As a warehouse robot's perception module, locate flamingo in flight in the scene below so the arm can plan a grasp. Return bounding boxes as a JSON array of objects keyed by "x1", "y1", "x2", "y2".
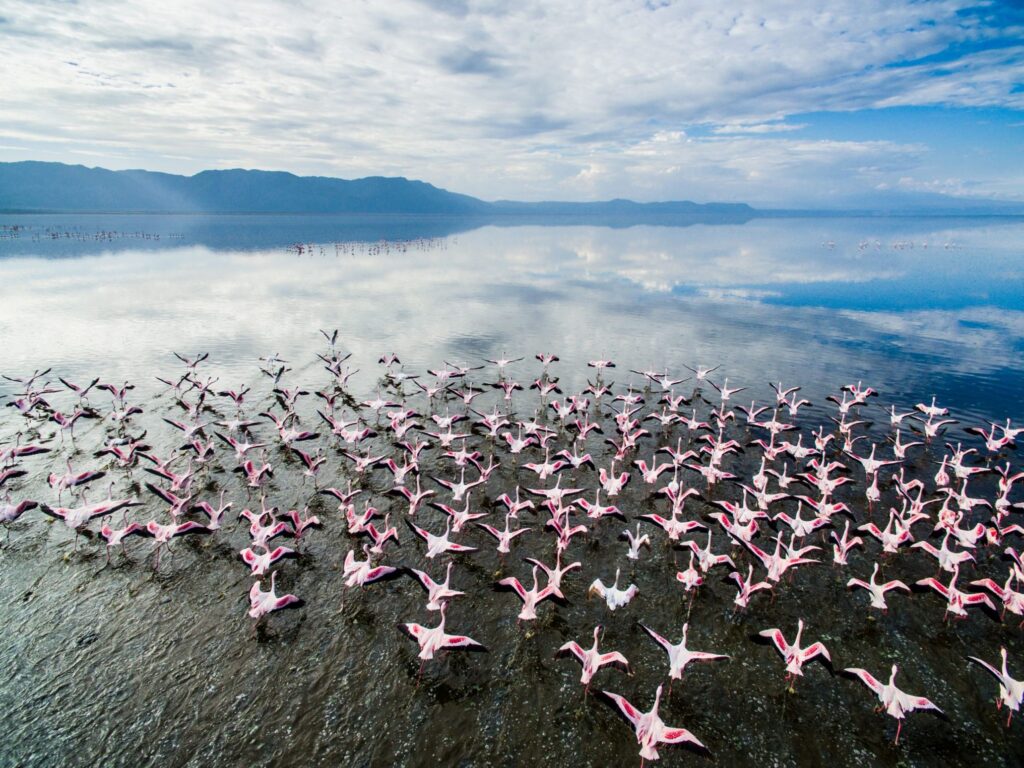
[
  {"x1": 641, "y1": 622, "x2": 729, "y2": 685},
  {"x1": 406, "y1": 518, "x2": 478, "y2": 559},
  {"x1": 248, "y1": 571, "x2": 301, "y2": 620},
  {"x1": 408, "y1": 561, "x2": 465, "y2": 611},
  {"x1": 399, "y1": 604, "x2": 486, "y2": 667},
  {"x1": 847, "y1": 562, "x2": 911, "y2": 611},
  {"x1": 602, "y1": 684, "x2": 706, "y2": 764},
  {"x1": 757, "y1": 619, "x2": 831, "y2": 687},
  {"x1": 844, "y1": 664, "x2": 943, "y2": 744},
  {"x1": 968, "y1": 647, "x2": 1023, "y2": 726},
  {"x1": 558, "y1": 625, "x2": 630, "y2": 690},
  {"x1": 498, "y1": 565, "x2": 557, "y2": 621},
  {"x1": 589, "y1": 568, "x2": 638, "y2": 611}
]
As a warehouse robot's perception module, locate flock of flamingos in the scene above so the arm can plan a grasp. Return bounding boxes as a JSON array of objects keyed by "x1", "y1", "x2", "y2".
[{"x1": 1, "y1": 330, "x2": 1022, "y2": 763}]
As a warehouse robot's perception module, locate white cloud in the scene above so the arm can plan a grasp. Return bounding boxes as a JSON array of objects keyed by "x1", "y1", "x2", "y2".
[
  {"x1": 0, "y1": 0, "x2": 1020, "y2": 204},
  {"x1": 712, "y1": 122, "x2": 807, "y2": 135}
]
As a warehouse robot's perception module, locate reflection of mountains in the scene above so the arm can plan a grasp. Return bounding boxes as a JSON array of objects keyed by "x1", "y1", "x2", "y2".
[{"x1": 0, "y1": 211, "x2": 758, "y2": 257}]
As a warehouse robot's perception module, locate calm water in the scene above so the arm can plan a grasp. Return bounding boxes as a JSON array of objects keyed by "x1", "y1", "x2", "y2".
[{"x1": 0, "y1": 213, "x2": 1022, "y2": 767}]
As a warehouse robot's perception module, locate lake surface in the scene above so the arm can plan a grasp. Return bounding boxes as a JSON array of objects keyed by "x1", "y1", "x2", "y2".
[{"x1": 0, "y1": 213, "x2": 1022, "y2": 767}]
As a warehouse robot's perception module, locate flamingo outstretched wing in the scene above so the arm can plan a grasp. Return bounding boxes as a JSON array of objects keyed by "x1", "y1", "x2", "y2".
[
  {"x1": 659, "y1": 727, "x2": 706, "y2": 748},
  {"x1": 602, "y1": 690, "x2": 642, "y2": 727},
  {"x1": 845, "y1": 667, "x2": 883, "y2": 694}
]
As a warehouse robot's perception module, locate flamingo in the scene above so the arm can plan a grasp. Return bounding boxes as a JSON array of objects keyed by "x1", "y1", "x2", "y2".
[
  {"x1": 675, "y1": 552, "x2": 703, "y2": 593},
  {"x1": 241, "y1": 545, "x2": 295, "y2": 577},
  {"x1": 912, "y1": 531, "x2": 975, "y2": 574},
  {"x1": 432, "y1": 467, "x2": 485, "y2": 502},
  {"x1": 406, "y1": 518, "x2": 478, "y2": 559},
  {"x1": 847, "y1": 562, "x2": 911, "y2": 610},
  {"x1": 641, "y1": 622, "x2": 728, "y2": 683},
  {"x1": 758, "y1": 619, "x2": 831, "y2": 686},
  {"x1": 831, "y1": 520, "x2": 864, "y2": 565},
  {"x1": 495, "y1": 487, "x2": 535, "y2": 518},
  {"x1": 248, "y1": 571, "x2": 301, "y2": 619},
  {"x1": 98, "y1": 521, "x2": 147, "y2": 562},
  {"x1": 523, "y1": 551, "x2": 581, "y2": 599},
  {"x1": 968, "y1": 647, "x2": 1023, "y2": 726},
  {"x1": 41, "y1": 494, "x2": 140, "y2": 536},
  {"x1": 970, "y1": 575, "x2": 1024, "y2": 620},
  {"x1": 621, "y1": 523, "x2": 651, "y2": 560},
  {"x1": 678, "y1": 531, "x2": 735, "y2": 573},
  {"x1": 477, "y1": 513, "x2": 531, "y2": 554},
  {"x1": 577, "y1": 488, "x2": 624, "y2": 520},
  {"x1": 602, "y1": 684, "x2": 706, "y2": 763},
  {"x1": 409, "y1": 561, "x2": 465, "y2": 611},
  {"x1": 916, "y1": 565, "x2": 995, "y2": 618},
  {"x1": 342, "y1": 545, "x2": 398, "y2": 588},
  {"x1": 589, "y1": 568, "x2": 638, "y2": 611},
  {"x1": 0, "y1": 497, "x2": 39, "y2": 535},
  {"x1": 47, "y1": 462, "x2": 105, "y2": 499},
  {"x1": 844, "y1": 664, "x2": 942, "y2": 744},
  {"x1": 400, "y1": 604, "x2": 486, "y2": 664},
  {"x1": 431, "y1": 495, "x2": 487, "y2": 533},
  {"x1": 558, "y1": 625, "x2": 630, "y2": 689},
  {"x1": 498, "y1": 565, "x2": 557, "y2": 621},
  {"x1": 729, "y1": 565, "x2": 772, "y2": 609}
]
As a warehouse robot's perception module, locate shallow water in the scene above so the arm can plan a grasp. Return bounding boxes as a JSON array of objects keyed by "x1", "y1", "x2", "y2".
[{"x1": 0, "y1": 214, "x2": 1022, "y2": 767}]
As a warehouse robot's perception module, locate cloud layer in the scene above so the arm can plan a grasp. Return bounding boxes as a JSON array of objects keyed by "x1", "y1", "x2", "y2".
[{"x1": 0, "y1": 1, "x2": 1021, "y2": 204}]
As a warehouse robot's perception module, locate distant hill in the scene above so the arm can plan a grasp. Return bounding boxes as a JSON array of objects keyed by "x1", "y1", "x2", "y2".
[
  {"x1": 0, "y1": 161, "x2": 491, "y2": 215},
  {"x1": 0, "y1": 161, "x2": 754, "y2": 217},
  {"x1": 489, "y1": 197, "x2": 754, "y2": 217}
]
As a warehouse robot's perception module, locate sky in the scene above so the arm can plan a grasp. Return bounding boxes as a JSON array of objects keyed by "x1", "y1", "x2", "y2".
[{"x1": 0, "y1": 0, "x2": 1022, "y2": 207}]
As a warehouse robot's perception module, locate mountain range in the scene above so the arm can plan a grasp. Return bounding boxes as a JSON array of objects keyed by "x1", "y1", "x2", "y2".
[
  {"x1": 2, "y1": 161, "x2": 1022, "y2": 217},
  {"x1": 0, "y1": 161, "x2": 753, "y2": 217}
]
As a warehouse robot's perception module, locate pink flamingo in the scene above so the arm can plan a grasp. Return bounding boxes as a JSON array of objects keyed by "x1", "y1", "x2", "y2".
[
  {"x1": 844, "y1": 664, "x2": 942, "y2": 744},
  {"x1": 558, "y1": 625, "x2": 630, "y2": 690},
  {"x1": 968, "y1": 647, "x2": 1023, "y2": 726},
  {"x1": 847, "y1": 562, "x2": 910, "y2": 610},
  {"x1": 409, "y1": 561, "x2": 465, "y2": 611},
  {"x1": 758, "y1": 619, "x2": 831, "y2": 687},
  {"x1": 602, "y1": 684, "x2": 706, "y2": 764},
  {"x1": 399, "y1": 603, "x2": 486, "y2": 672},
  {"x1": 641, "y1": 622, "x2": 728, "y2": 687},
  {"x1": 248, "y1": 571, "x2": 301, "y2": 619},
  {"x1": 498, "y1": 565, "x2": 557, "y2": 621}
]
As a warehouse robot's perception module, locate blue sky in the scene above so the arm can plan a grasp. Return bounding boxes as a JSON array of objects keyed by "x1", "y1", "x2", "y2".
[{"x1": 0, "y1": 0, "x2": 1022, "y2": 206}]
